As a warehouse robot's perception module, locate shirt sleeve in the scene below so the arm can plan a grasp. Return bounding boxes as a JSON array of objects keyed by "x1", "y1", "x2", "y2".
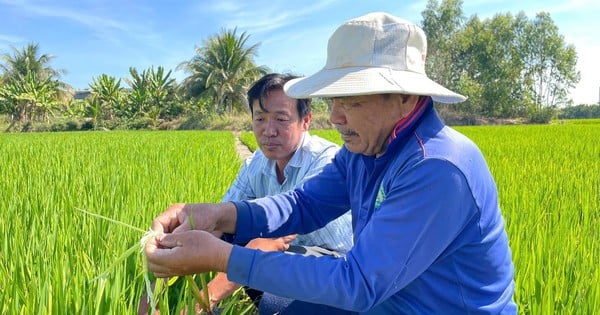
[
  {"x1": 296, "y1": 143, "x2": 339, "y2": 185},
  {"x1": 227, "y1": 158, "x2": 478, "y2": 312},
  {"x1": 221, "y1": 156, "x2": 254, "y2": 202},
  {"x1": 291, "y1": 143, "x2": 353, "y2": 253},
  {"x1": 233, "y1": 151, "x2": 352, "y2": 241}
]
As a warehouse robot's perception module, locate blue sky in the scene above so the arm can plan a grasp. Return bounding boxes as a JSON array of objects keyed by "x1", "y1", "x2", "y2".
[{"x1": 1, "y1": 0, "x2": 598, "y2": 105}]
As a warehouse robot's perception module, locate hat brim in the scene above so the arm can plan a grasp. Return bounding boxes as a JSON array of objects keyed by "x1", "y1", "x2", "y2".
[{"x1": 284, "y1": 66, "x2": 466, "y2": 104}]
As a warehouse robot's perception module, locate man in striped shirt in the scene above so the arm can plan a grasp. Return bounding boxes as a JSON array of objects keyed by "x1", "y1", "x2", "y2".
[
  {"x1": 138, "y1": 73, "x2": 352, "y2": 315},
  {"x1": 204, "y1": 73, "x2": 353, "y2": 310}
]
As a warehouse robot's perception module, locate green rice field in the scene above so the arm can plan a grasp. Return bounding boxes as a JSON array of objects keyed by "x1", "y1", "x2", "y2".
[{"x1": 1, "y1": 121, "x2": 599, "y2": 314}]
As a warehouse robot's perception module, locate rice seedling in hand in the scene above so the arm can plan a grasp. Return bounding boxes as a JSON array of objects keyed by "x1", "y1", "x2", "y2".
[{"x1": 77, "y1": 207, "x2": 214, "y2": 315}]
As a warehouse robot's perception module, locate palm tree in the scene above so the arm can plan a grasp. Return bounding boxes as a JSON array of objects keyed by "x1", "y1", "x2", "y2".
[
  {"x1": 125, "y1": 66, "x2": 177, "y2": 125},
  {"x1": 125, "y1": 67, "x2": 150, "y2": 118},
  {"x1": 179, "y1": 28, "x2": 268, "y2": 113},
  {"x1": 0, "y1": 43, "x2": 58, "y2": 80},
  {"x1": 89, "y1": 74, "x2": 123, "y2": 123},
  {"x1": 0, "y1": 72, "x2": 59, "y2": 122},
  {"x1": 146, "y1": 66, "x2": 177, "y2": 120},
  {"x1": 0, "y1": 43, "x2": 71, "y2": 122}
]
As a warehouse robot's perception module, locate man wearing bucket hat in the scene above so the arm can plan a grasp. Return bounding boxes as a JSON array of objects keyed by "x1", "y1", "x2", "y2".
[{"x1": 145, "y1": 12, "x2": 517, "y2": 314}]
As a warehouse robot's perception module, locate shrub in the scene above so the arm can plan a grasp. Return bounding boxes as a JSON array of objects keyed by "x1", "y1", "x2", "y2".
[
  {"x1": 528, "y1": 107, "x2": 556, "y2": 124},
  {"x1": 81, "y1": 119, "x2": 94, "y2": 130}
]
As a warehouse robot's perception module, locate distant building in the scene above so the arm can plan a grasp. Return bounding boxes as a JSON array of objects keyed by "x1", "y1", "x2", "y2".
[{"x1": 73, "y1": 90, "x2": 92, "y2": 100}]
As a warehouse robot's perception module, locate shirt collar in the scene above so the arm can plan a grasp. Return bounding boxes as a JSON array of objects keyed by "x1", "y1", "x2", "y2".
[
  {"x1": 287, "y1": 131, "x2": 309, "y2": 169},
  {"x1": 264, "y1": 131, "x2": 309, "y2": 175},
  {"x1": 388, "y1": 96, "x2": 431, "y2": 144}
]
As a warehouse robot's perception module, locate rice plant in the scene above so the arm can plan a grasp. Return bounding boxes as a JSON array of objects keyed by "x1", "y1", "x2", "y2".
[
  {"x1": 0, "y1": 130, "x2": 250, "y2": 314},
  {"x1": 1, "y1": 121, "x2": 598, "y2": 314},
  {"x1": 456, "y1": 123, "x2": 600, "y2": 314}
]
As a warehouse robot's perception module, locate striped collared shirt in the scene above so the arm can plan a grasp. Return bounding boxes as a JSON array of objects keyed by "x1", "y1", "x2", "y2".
[{"x1": 222, "y1": 132, "x2": 353, "y2": 253}]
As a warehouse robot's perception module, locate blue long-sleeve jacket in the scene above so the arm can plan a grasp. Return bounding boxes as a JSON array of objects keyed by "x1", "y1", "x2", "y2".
[{"x1": 226, "y1": 102, "x2": 517, "y2": 314}]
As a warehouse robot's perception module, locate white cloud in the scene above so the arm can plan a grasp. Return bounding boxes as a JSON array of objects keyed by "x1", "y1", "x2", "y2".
[
  {"x1": 3, "y1": 1, "x2": 130, "y2": 32},
  {"x1": 570, "y1": 43, "x2": 600, "y2": 104},
  {"x1": 0, "y1": 1, "x2": 158, "y2": 51},
  {"x1": 0, "y1": 33, "x2": 25, "y2": 44},
  {"x1": 202, "y1": 0, "x2": 339, "y2": 34},
  {"x1": 544, "y1": 0, "x2": 600, "y2": 14}
]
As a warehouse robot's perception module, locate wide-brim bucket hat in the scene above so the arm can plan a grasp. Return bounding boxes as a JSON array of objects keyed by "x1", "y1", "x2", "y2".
[{"x1": 284, "y1": 12, "x2": 466, "y2": 104}]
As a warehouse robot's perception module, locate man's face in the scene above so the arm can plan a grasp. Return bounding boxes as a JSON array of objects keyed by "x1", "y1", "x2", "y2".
[
  {"x1": 252, "y1": 90, "x2": 310, "y2": 165},
  {"x1": 330, "y1": 94, "x2": 410, "y2": 157}
]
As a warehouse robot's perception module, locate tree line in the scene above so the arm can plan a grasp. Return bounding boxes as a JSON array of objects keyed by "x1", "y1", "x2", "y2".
[
  {"x1": 0, "y1": 27, "x2": 269, "y2": 131},
  {"x1": 420, "y1": 0, "x2": 592, "y2": 123},
  {"x1": 0, "y1": 0, "x2": 597, "y2": 132}
]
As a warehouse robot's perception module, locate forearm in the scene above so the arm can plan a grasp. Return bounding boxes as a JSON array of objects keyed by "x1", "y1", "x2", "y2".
[
  {"x1": 211, "y1": 202, "x2": 238, "y2": 234},
  {"x1": 206, "y1": 272, "x2": 241, "y2": 307},
  {"x1": 185, "y1": 202, "x2": 238, "y2": 234}
]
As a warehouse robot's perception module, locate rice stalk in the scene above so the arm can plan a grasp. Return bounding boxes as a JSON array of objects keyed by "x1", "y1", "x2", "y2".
[
  {"x1": 187, "y1": 209, "x2": 214, "y2": 314},
  {"x1": 76, "y1": 207, "x2": 146, "y2": 233},
  {"x1": 76, "y1": 207, "x2": 216, "y2": 314},
  {"x1": 76, "y1": 208, "x2": 162, "y2": 313}
]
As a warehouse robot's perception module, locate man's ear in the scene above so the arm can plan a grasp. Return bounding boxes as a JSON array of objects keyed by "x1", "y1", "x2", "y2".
[
  {"x1": 398, "y1": 94, "x2": 419, "y2": 104},
  {"x1": 302, "y1": 112, "x2": 312, "y2": 131}
]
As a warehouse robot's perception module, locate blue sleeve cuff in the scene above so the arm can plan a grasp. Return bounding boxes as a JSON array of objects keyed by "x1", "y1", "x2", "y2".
[
  {"x1": 222, "y1": 201, "x2": 253, "y2": 244},
  {"x1": 226, "y1": 245, "x2": 256, "y2": 286}
]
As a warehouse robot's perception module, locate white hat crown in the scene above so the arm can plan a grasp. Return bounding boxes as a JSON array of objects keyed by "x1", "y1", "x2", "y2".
[
  {"x1": 285, "y1": 12, "x2": 466, "y2": 104},
  {"x1": 326, "y1": 13, "x2": 427, "y2": 74}
]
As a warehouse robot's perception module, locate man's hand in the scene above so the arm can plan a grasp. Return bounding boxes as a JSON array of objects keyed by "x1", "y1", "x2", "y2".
[
  {"x1": 150, "y1": 202, "x2": 238, "y2": 235},
  {"x1": 150, "y1": 203, "x2": 191, "y2": 234},
  {"x1": 246, "y1": 234, "x2": 298, "y2": 252},
  {"x1": 199, "y1": 234, "x2": 299, "y2": 308},
  {"x1": 145, "y1": 230, "x2": 233, "y2": 278}
]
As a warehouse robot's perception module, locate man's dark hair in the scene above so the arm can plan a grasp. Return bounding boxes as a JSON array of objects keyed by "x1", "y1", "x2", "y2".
[{"x1": 247, "y1": 73, "x2": 311, "y2": 119}]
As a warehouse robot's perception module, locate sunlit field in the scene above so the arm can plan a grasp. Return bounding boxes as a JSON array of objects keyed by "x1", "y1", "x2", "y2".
[
  {"x1": 0, "y1": 131, "x2": 250, "y2": 314},
  {"x1": 1, "y1": 120, "x2": 599, "y2": 314},
  {"x1": 453, "y1": 123, "x2": 600, "y2": 314}
]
